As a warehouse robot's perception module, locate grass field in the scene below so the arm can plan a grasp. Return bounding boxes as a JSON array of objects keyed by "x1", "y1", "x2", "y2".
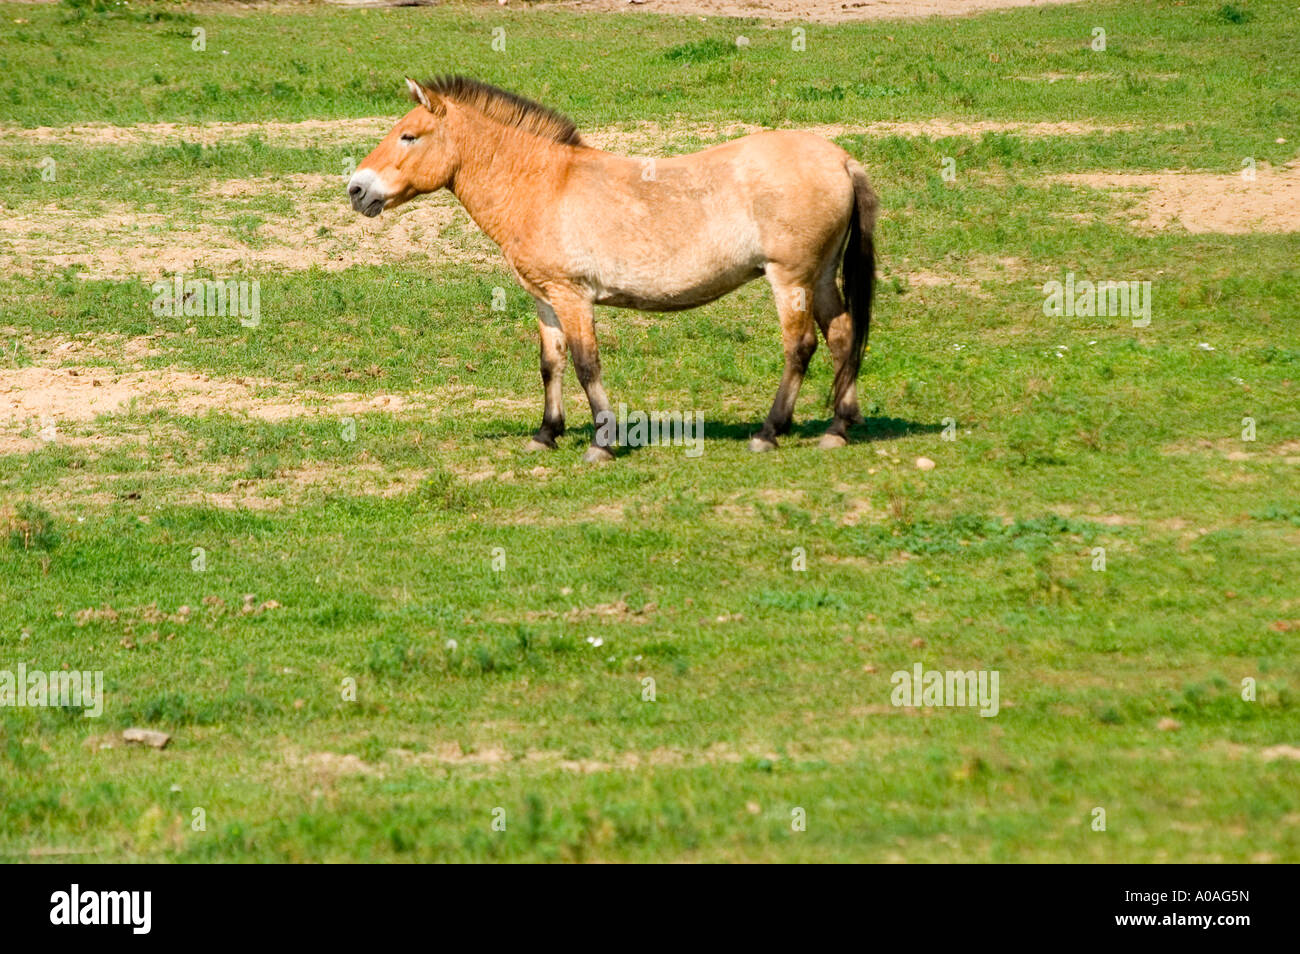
[{"x1": 1, "y1": 0, "x2": 1298, "y2": 862}]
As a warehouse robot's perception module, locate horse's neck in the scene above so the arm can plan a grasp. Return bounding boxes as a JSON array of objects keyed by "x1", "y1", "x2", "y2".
[{"x1": 448, "y1": 113, "x2": 566, "y2": 250}]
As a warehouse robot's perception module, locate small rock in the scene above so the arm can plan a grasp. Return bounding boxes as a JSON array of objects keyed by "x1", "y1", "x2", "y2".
[
  {"x1": 123, "y1": 728, "x2": 171, "y2": 749},
  {"x1": 1157, "y1": 718, "x2": 1181, "y2": 732},
  {"x1": 915, "y1": 456, "x2": 936, "y2": 471}
]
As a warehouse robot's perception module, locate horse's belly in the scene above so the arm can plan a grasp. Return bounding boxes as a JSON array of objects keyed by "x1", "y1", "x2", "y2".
[
  {"x1": 583, "y1": 220, "x2": 765, "y2": 311},
  {"x1": 592, "y1": 257, "x2": 762, "y2": 311}
]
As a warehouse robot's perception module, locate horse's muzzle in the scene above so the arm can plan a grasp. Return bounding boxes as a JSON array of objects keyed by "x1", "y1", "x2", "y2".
[{"x1": 346, "y1": 170, "x2": 386, "y2": 218}]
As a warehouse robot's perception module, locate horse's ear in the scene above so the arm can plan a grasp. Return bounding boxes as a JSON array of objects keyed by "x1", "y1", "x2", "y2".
[{"x1": 405, "y1": 78, "x2": 445, "y2": 116}]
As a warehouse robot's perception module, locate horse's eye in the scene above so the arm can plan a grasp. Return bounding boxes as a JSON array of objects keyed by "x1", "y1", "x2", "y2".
[{"x1": 400, "y1": 134, "x2": 418, "y2": 143}]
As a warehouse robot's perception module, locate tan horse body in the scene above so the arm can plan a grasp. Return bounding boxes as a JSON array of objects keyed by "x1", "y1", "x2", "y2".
[{"x1": 348, "y1": 77, "x2": 878, "y2": 460}]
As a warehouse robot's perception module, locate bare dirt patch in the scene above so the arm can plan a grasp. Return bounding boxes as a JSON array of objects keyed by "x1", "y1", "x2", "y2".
[
  {"x1": 0, "y1": 329, "x2": 448, "y2": 454},
  {"x1": 1162, "y1": 436, "x2": 1300, "y2": 464},
  {"x1": 0, "y1": 360, "x2": 436, "y2": 455},
  {"x1": 1053, "y1": 163, "x2": 1300, "y2": 234},
  {"x1": 287, "y1": 751, "x2": 384, "y2": 781},
  {"x1": 1015, "y1": 71, "x2": 1182, "y2": 83},
  {"x1": 2, "y1": 329, "x2": 174, "y2": 364},
  {"x1": 543, "y1": 0, "x2": 1083, "y2": 25},
  {"x1": 30, "y1": 459, "x2": 429, "y2": 511},
  {"x1": 884, "y1": 254, "x2": 1027, "y2": 297},
  {"x1": 2, "y1": 114, "x2": 1138, "y2": 152},
  {"x1": 383, "y1": 739, "x2": 842, "y2": 775},
  {"x1": 0, "y1": 117, "x2": 394, "y2": 148},
  {"x1": 0, "y1": 334, "x2": 501, "y2": 508},
  {"x1": 0, "y1": 365, "x2": 422, "y2": 429},
  {"x1": 498, "y1": 599, "x2": 660, "y2": 625},
  {"x1": 0, "y1": 174, "x2": 499, "y2": 279},
  {"x1": 198, "y1": 464, "x2": 426, "y2": 510},
  {"x1": 582, "y1": 118, "x2": 1131, "y2": 153}
]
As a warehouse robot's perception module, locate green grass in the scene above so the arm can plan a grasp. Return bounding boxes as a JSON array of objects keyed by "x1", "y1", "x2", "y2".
[{"x1": 0, "y1": 0, "x2": 1298, "y2": 862}]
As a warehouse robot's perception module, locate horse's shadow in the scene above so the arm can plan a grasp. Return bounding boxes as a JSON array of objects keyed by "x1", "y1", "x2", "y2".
[
  {"x1": 476, "y1": 415, "x2": 943, "y2": 449},
  {"x1": 701, "y1": 415, "x2": 943, "y2": 444}
]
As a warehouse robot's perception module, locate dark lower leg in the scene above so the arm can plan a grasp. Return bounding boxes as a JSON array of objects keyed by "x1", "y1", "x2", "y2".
[
  {"x1": 532, "y1": 366, "x2": 566, "y2": 446},
  {"x1": 572, "y1": 348, "x2": 614, "y2": 457},
  {"x1": 817, "y1": 306, "x2": 861, "y2": 441},
  {"x1": 531, "y1": 311, "x2": 567, "y2": 449},
  {"x1": 754, "y1": 331, "x2": 816, "y2": 445}
]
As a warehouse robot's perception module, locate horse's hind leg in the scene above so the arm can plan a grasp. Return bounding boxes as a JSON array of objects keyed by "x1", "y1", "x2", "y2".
[
  {"x1": 526, "y1": 299, "x2": 568, "y2": 451},
  {"x1": 751, "y1": 266, "x2": 818, "y2": 452},
  {"x1": 813, "y1": 263, "x2": 863, "y2": 449}
]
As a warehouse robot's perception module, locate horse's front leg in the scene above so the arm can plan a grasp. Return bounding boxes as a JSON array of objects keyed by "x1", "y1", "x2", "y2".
[
  {"x1": 547, "y1": 287, "x2": 614, "y2": 463},
  {"x1": 525, "y1": 299, "x2": 568, "y2": 451}
]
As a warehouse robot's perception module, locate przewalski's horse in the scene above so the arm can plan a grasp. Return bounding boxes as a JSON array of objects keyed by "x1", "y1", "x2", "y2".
[{"x1": 348, "y1": 77, "x2": 878, "y2": 462}]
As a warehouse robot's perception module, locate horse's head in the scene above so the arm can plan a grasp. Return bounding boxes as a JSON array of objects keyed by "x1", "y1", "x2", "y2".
[{"x1": 347, "y1": 79, "x2": 458, "y2": 217}]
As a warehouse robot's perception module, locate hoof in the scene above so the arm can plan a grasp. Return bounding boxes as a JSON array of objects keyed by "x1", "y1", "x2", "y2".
[
  {"x1": 818, "y1": 433, "x2": 848, "y2": 450},
  {"x1": 524, "y1": 438, "x2": 555, "y2": 453},
  {"x1": 748, "y1": 436, "x2": 778, "y2": 453},
  {"x1": 583, "y1": 445, "x2": 615, "y2": 463}
]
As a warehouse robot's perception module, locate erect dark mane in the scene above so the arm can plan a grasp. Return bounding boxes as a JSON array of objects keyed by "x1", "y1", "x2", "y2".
[{"x1": 416, "y1": 76, "x2": 583, "y2": 146}]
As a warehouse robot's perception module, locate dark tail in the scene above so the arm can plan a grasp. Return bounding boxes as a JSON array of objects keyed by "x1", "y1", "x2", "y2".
[{"x1": 832, "y1": 159, "x2": 878, "y2": 415}]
